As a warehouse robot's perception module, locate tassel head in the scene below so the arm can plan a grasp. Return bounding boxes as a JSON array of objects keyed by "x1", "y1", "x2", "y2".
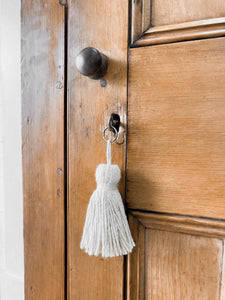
[{"x1": 96, "y1": 163, "x2": 121, "y2": 190}]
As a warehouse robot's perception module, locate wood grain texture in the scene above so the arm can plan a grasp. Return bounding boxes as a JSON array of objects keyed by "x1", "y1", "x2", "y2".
[
  {"x1": 127, "y1": 214, "x2": 145, "y2": 300},
  {"x1": 21, "y1": 0, "x2": 65, "y2": 299},
  {"x1": 151, "y1": 0, "x2": 225, "y2": 27},
  {"x1": 134, "y1": 17, "x2": 225, "y2": 46},
  {"x1": 145, "y1": 229, "x2": 223, "y2": 300},
  {"x1": 67, "y1": 0, "x2": 128, "y2": 299},
  {"x1": 131, "y1": 211, "x2": 225, "y2": 239},
  {"x1": 127, "y1": 38, "x2": 225, "y2": 219}
]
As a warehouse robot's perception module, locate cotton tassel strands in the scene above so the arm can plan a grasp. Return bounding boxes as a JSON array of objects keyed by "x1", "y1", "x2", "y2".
[{"x1": 80, "y1": 130, "x2": 135, "y2": 258}]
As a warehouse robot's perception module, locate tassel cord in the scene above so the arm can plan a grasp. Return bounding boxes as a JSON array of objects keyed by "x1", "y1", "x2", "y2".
[{"x1": 107, "y1": 140, "x2": 111, "y2": 165}]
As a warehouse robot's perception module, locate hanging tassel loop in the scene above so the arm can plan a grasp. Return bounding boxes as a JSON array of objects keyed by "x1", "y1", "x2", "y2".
[
  {"x1": 80, "y1": 119, "x2": 135, "y2": 258},
  {"x1": 103, "y1": 123, "x2": 117, "y2": 164}
]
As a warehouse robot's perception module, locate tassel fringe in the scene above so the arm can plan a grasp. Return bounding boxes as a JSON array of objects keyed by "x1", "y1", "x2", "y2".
[{"x1": 80, "y1": 187, "x2": 135, "y2": 257}]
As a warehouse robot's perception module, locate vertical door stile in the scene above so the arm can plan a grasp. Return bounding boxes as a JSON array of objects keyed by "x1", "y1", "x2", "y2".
[
  {"x1": 67, "y1": 0, "x2": 129, "y2": 299},
  {"x1": 22, "y1": 1, "x2": 66, "y2": 299}
]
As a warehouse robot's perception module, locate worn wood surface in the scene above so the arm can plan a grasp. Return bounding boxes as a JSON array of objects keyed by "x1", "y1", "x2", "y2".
[
  {"x1": 128, "y1": 38, "x2": 225, "y2": 219},
  {"x1": 21, "y1": 0, "x2": 65, "y2": 299},
  {"x1": 145, "y1": 229, "x2": 223, "y2": 299},
  {"x1": 67, "y1": 0, "x2": 128, "y2": 299}
]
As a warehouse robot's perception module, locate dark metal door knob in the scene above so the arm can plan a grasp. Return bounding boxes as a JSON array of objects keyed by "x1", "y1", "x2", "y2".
[{"x1": 75, "y1": 47, "x2": 108, "y2": 79}]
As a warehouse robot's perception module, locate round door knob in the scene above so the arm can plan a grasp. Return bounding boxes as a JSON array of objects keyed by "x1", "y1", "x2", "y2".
[{"x1": 75, "y1": 47, "x2": 108, "y2": 79}]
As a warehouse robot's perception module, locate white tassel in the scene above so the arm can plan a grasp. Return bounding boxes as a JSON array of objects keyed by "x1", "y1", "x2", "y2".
[{"x1": 80, "y1": 140, "x2": 135, "y2": 258}]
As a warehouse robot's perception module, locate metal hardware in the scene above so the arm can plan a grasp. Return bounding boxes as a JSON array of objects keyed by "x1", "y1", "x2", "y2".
[
  {"x1": 115, "y1": 127, "x2": 125, "y2": 145},
  {"x1": 75, "y1": 47, "x2": 108, "y2": 79},
  {"x1": 57, "y1": 168, "x2": 63, "y2": 175},
  {"x1": 102, "y1": 113, "x2": 125, "y2": 144},
  {"x1": 103, "y1": 126, "x2": 118, "y2": 143},
  {"x1": 108, "y1": 113, "x2": 120, "y2": 132},
  {"x1": 100, "y1": 79, "x2": 107, "y2": 87},
  {"x1": 59, "y1": 0, "x2": 67, "y2": 6}
]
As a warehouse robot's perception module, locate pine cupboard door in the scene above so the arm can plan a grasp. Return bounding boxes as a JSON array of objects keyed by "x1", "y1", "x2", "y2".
[
  {"x1": 21, "y1": 0, "x2": 225, "y2": 299},
  {"x1": 68, "y1": 1, "x2": 225, "y2": 300},
  {"x1": 126, "y1": 2, "x2": 225, "y2": 300}
]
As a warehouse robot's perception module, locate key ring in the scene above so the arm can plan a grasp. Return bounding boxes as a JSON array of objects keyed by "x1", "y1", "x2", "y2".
[{"x1": 103, "y1": 125, "x2": 118, "y2": 143}]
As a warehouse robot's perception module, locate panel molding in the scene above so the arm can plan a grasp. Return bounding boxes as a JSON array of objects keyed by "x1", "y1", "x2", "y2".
[
  {"x1": 130, "y1": 211, "x2": 225, "y2": 239},
  {"x1": 133, "y1": 17, "x2": 225, "y2": 47},
  {"x1": 221, "y1": 240, "x2": 225, "y2": 299},
  {"x1": 130, "y1": 0, "x2": 225, "y2": 47},
  {"x1": 127, "y1": 214, "x2": 145, "y2": 300},
  {"x1": 130, "y1": 0, "x2": 151, "y2": 44}
]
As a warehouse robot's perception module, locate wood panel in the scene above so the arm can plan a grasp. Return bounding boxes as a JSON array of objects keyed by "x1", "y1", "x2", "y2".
[
  {"x1": 151, "y1": 0, "x2": 225, "y2": 27},
  {"x1": 67, "y1": 0, "x2": 128, "y2": 299},
  {"x1": 127, "y1": 38, "x2": 225, "y2": 219},
  {"x1": 145, "y1": 230, "x2": 223, "y2": 300},
  {"x1": 21, "y1": 0, "x2": 65, "y2": 299},
  {"x1": 127, "y1": 212, "x2": 225, "y2": 300}
]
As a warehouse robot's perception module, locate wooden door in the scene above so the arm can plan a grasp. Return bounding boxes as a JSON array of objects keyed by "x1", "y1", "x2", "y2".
[
  {"x1": 68, "y1": 0, "x2": 225, "y2": 299},
  {"x1": 126, "y1": 1, "x2": 225, "y2": 299},
  {"x1": 22, "y1": 0, "x2": 225, "y2": 299}
]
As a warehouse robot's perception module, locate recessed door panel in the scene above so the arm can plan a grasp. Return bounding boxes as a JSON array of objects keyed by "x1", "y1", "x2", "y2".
[{"x1": 127, "y1": 38, "x2": 225, "y2": 219}]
